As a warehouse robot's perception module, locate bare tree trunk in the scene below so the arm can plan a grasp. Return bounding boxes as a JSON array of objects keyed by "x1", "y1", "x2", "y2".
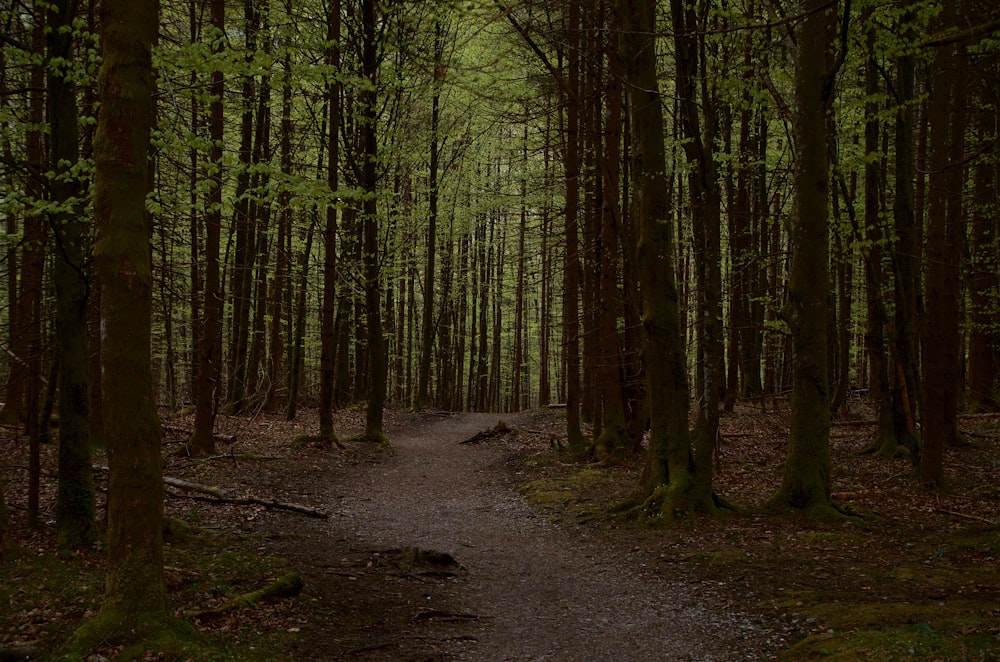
[
  {"x1": 767, "y1": 0, "x2": 837, "y2": 513},
  {"x1": 264, "y1": 25, "x2": 294, "y2": 413},
  {"x1": 860, "y1": 22, "x2": 898, "y2": 456},
  {"x1": 921, "y1": 0, "x2": 967, "y2": 488},
  {"x1": 73, "y1": 0, "x2": 166, "y2": 644},
  {"x1": 591, "y1": 9, "x2": 632, "y2": 462},
  {"x1": 189, "y1": 0, "x2": 225, "y2": 456},
  {"x1": 967, "y1": 99, "x2": 998, "y2": 411},
  {"x1": 360, "y1": 0, "x2": 387, "y2": 441},
  {"x1": 563, "y1": 0, "x2": 585, "y2": 444},
  {"x1": 48, "y1": 0, "x2": 98, "y2": 547},
  {"x1": 319, "y1": 0, "x2": 341, "y2": 438}
]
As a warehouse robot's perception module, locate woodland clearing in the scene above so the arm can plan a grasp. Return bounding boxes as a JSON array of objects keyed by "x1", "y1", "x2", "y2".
[{"x1": 2, "y1": 402, "x2": 1000, "y2": 660}]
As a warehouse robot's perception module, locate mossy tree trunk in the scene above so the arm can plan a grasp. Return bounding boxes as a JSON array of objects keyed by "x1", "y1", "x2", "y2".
[
  {"x1": 48, "y1": 0, "x2": 98, "y2": 547},
  {"x1": 617, "y1": 0, "x2": 713, "y2": 518},
  {"x1": 82, "y1": 0, "x2": 167, "y2": 642},
  {"x1": 766, "y1": 0, "x2": 836, "y2": 514}
]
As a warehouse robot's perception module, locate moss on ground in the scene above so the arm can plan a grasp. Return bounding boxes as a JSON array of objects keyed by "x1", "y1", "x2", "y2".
[{"x1": 0, "y1": 522, "x2": 302, "y2": 661}]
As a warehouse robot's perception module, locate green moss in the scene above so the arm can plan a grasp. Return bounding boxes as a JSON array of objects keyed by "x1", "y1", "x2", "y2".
[
  {"x1": 782, "y1": 620, "x2": 1000, "y2": 661},
  {"x1": 518, "y1": 468, "x2": 615, "y2": 524}
]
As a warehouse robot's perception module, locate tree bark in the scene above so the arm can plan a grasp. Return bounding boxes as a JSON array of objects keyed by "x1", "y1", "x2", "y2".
[
  {"x1": 75, "y1": 0, "x2": 167, "y2": 644},
  {"x1": 617, "y1": 0, "x2": 705, "y2": 517},
  {"x1": 319, "y1": 0, "x2": 341, "y2": 439},
  {"x1": 48, "y1": 0, "x2": 99, "y2": 547},
  {"x1": 188, "y1": 0, "x2": 225, "y2": 457},
  {"x1": 563, "y1": 0, "x2": 585, "y2": 444},
  {"x1": 360, "y1": 0, "x2": 387, "y2": 441},
  {"x1": 767, "y1": 0, "x2": 837, "y2": 513},
  {"x1": 921, "y1": 0, "x2": 967, "y2": 488}
]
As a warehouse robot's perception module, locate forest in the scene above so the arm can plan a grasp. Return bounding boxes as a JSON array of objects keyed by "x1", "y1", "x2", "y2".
[{"x1": 1, "y1": 0, "x2": 999, "y2": 658}]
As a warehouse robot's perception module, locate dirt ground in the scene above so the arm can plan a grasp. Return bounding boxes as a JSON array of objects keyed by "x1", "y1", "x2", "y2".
[{"x1": 3, "y1": 401, "x2": 1000, "y2": 660}]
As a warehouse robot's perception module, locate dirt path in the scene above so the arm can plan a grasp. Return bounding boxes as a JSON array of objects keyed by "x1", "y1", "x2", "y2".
[{"x1": 281, "y1": 412, "x2": 771, "y2": 661}]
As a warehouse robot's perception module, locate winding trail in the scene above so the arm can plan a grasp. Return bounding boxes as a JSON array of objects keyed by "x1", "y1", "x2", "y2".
[{"x1": 325, "y1": 412, "x2": 767, "y2": 661}]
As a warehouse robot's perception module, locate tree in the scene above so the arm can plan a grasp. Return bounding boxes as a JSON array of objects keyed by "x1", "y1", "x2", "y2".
[
  {"x1": 359, "y1": 0, "x2": 388, "y2": 442},
  {"x1": 70, "y1": 0, "x2": 167, "y2": 647},
  {"x1": 616, "y1": 0, "x2": 714, "y2": 517},
  {"x1": 319, "y1": 0, "x2": 342, "y2": 440},
  {"x1": 48, "y1": 0, "x2": 99, "y2": 548},
  {"x1": 415, "y1": 21, "x2": 446, "y2": 411},
  {"x1": 766, "y1": 0, "x2": 839, "y2": 514},
  {"x1": 188, "y1": 0, "x2": 226, "y2": 456},
  {"x1": 921, "y1": 0, "x2": 969, "y2": 488}
]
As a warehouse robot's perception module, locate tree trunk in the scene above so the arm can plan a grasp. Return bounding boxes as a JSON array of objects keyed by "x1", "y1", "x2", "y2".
[
  {"x1": 672, "y1": 0, "x2": 724, "y2": 506},
  {"x1": 73, "y1": 0, "x2": 167, "y2": 645},
  {"x1": 967, "y1": 99, "x2": 998, "y2": 411},
  {"x1": 188, "y1": 0, "x2": 225, "y2": 457},
  {"x1": 617, "y1": 0, "x2": 703, "y2": 517},
  {"x1": 767, "y1": 0, "x2": 836, "y2": 514},
  {"x1": 563, "y1": 0, "x2": 585, "y2": 444},
  {"x1": 361, "y1": 0, "x2": 387, "y2": 441},
  {"x1": 415, "y1": 23, "x2": 445, "y2": 411},
  {"x1": 890, "y1": 3, "x2": 922, "y2": 457},
  {"x1": 1, "y1": 9, "x2": 45, "y2": 447},
  {"x1": 858, "y1": 24, "x2": 898, "y2": 456},
  {"x1": 921, "y1": 0, "x2": 967, "y2": 488},
  {"x1": 319, "y1": 0, "x2": 341, "y2": 438},
  {"x1": 48, "y1": 0, "x2": 98, "y2": 547},
  {"x1": 264, "y1": 34, "x2": 294, "y2": 413},
  {"x1": 224, "y1": 0, "x2": 260, "y2": 413},
  {"x1": 590, "y1": 9, "x2": 632, "y2": 463},
  {"x1": 286, "y1": 218, "x2": 315, "y2": 420}
]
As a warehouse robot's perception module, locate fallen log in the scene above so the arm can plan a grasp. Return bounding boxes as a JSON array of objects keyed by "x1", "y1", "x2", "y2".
[
  {"x1": 194, "y1": 572, "x2": 305, "y2": 622},
  {"x1": 95, "y1": 467, "x2": 329, "y2": 519}
]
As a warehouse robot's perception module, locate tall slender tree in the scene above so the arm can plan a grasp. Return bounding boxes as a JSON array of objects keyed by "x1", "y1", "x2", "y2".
[
  {"x1": 188, "y1": 0, "x2": 225, "y2": 456},
  {"x1": 767, "y1": 0, "x2": 839, "y2": 514},
  {"x1": 71, "y1": 0, "x2": 167, "y2": 646},
  {"x1": 318, "y1": 0, "x2": 342, "y2": 440},
  {"x1": 48, "y1": 0, "x2": 98, "y2": 547},
  {"x1": 617, "y1": 0, "x2": 716, "y2": 517}
]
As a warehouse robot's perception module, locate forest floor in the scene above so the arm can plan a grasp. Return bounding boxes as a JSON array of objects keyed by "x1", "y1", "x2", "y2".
[{"x1": 2, "y1": 400, "x2": 1000, "y2": 660}]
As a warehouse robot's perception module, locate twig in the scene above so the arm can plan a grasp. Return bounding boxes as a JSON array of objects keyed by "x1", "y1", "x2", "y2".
[
  {"x1": 95, "y1": 466, "x2": 329, "y2": 519},
  {"x1": 934, "y1": 508, "x2": 997, "y2": 525}
]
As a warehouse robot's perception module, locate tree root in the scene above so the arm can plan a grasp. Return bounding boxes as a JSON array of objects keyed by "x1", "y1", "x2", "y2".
[
  {"x1": 459, "y1": 420, "x2": 512, "y2": 445},
  {"x1": 617, "y1": 483, "x2": 736, "y2": 525},
  {"x1": 289, "y1": 433, "x2": 347, "y2": 451},
  {"x1": 194, "y1": 572, "x2": 304, "y2": 622}
]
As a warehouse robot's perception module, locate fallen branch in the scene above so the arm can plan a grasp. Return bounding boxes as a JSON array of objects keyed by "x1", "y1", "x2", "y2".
[
  {"x1": 194, "y1": 572, "x2": 304, "y2": 621},
  {"x1": 934, "y1": 508, "x2": 998, "y2": 525},
  {"x1": 95, "y1": 467, "x2": 329, "y2": 519}
]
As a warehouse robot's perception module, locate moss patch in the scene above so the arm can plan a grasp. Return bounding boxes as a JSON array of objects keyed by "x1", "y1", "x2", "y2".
[
  {"x1": 783, "y1": 620, "x2": 1000, "y2": 661},
  {"x1": 0, "y1": 521, "x2": 302, "y2": 661},
  {"x1": 518, "y1": 468, "x2": 618, "y2": 524}
]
